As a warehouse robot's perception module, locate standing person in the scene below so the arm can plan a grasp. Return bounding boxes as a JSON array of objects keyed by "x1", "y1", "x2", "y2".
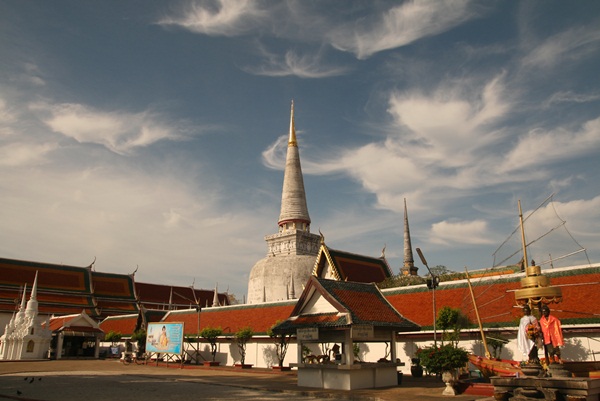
[
  {"x1": 539, "y1": 305, "x2": 564, "y2": 363},
  {"x1": 517, "y1": 305, "x2": 540, "y2": 363}
]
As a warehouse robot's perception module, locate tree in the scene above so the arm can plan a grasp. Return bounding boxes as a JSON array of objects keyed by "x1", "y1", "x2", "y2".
[
  {"x1": 104, "y1": 330, "x2": 122, "y2": 346},
  {"x1": 234, "y1": 327, "x2": 253, "y2": 365},
  {"x1": 130, "y1": 329, "x2": 147, "y2": 354},
  {"x1": 378, "y1": 274, "x2": 426, "y2": 289},
  {"x1": 200, "y1": 327, "x2": 223, "y2": 362},
  {"x1": 487, "y1": 329, "x2": 509, "y2": 359},
  {"x1": 436, "y1": 306, "x2": 470, "y2": 346},
  {"x1": 267, "y1": 322, "x2": 291, "y2": 368},
  {"x1": 226, "y1": 293, "x2": 240, "y2": 305}
]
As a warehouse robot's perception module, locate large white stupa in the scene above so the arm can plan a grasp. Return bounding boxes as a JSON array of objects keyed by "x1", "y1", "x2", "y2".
[{"x1": 247, "y1": 102, "x2": 321, "y2": 304}]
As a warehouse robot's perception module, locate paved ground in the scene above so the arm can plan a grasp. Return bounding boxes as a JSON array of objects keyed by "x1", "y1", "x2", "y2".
[{"x1": 0, "y1": 359, "x2": 490, "y2": 401}]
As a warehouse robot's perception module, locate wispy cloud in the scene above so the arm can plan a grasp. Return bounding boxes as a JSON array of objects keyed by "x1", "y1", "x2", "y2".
[
  {"x1": 244, "y1": 47, "x2": 349, "y2": 78},
  {"x1": 35, "y1": 102, "x2": 181, "y2": 155},
  {"x1": 521, "y1": 24, "x2": 600, "y2": 70},
  {"x1": 157, "y1": 0, "x2": 267, "y2": 36},
  {"x1": 327, "y1": 0, "x2": 478, "y2": 59},
  {"x1": 542, "y1": 91, "x2": 600, "y2": 108}
]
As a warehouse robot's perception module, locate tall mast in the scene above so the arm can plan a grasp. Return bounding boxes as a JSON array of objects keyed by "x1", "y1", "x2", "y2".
[{"x1": 518, "y1": 200, "x2": 529, "y2": 272}]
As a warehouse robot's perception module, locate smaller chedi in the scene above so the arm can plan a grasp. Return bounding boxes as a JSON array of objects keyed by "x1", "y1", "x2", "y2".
[{"x1": 0, "y1": 272, "x2": 52, "y2": 360}]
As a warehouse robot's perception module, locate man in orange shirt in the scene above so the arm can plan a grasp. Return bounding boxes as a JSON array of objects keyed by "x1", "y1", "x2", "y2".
[{"x1": 539, "y1": 305, "x2": 564, "y2": 363}]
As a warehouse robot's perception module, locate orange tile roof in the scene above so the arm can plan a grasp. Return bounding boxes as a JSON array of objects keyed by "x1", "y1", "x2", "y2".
[
  {"x1": 92, "y1": 272, "x2": 136, "y2": 297},
  {"x1": 314, "y1": 247, "x2": 392, "y2": 283},
  {"x1": 135, "y1": 282, "x2": 229, "y2": 309},
  {"x1": 48, "y1": 314, "x2": 79, "y2": 331},
  {"x1": 277, "y1": 278, "x2": 419, "y2": 333},
  {"x1": 161, "y1": 302, "x2": 296, "y2": 336},
  {"x1": 100, "y1": 314, "x2": 139, "y2": 335},
  {"x1": 383, "y1": 265, "x2": 600, "y2": 328}
]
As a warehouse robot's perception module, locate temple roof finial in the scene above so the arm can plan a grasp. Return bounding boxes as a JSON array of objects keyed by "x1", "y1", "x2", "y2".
[{"x1": 288, "y1": 100, "x2": 297, "y2": 147}]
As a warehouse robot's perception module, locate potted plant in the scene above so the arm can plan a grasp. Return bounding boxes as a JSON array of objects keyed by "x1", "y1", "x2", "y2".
[
  {"x1": 416, "y1": 344, "x2": 469, "y2": 395},
  {"x1": 200, "y1": 326, "x2": 223, "y2": 366},
  {"x1": 267, "y1": 321, "x2": 291, "y2": 370},
  {"x1": 234, "y1": 327, "x2": 253, "y2": 368}
]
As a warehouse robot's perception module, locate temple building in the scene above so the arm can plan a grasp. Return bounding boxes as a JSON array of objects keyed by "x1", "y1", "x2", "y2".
[{"x1": 247, "y1": 102, "x2": 321, "y2": 303}]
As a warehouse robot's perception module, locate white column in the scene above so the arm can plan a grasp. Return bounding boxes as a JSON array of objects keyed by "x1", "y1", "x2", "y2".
[
  {"x1": 94, "y1": 336, "x2": 100, "y2": 359},
  {"x1": 343, "y1": 330, "x2": 352, "y2": 365},
  {"x1": 56, "y1": 333, "x2": 64, "y2": 360}
]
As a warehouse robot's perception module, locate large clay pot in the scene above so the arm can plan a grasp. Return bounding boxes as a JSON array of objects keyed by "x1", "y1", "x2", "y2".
[{"x1": 411, "y1": 365, "x2": 424, "y2": 377}]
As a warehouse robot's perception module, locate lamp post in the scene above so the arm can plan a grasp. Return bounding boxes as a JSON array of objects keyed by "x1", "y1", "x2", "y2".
[{"x1": 416, "y1": 248, "x2": 439, "y2": 348}]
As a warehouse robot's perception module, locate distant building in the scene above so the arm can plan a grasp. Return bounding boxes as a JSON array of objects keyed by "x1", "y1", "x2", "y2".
[{"x1": 0, "y1": 257, "x2": 229, "y2": 329}]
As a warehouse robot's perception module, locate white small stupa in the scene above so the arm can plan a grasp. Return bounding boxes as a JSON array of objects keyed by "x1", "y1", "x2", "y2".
[{"x1": 0, "y1": 271, "x2": 52, "y2": 360}]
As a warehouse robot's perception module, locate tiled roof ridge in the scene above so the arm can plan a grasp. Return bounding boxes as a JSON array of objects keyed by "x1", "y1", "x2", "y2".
[
  {"x1": 101, "y1": 313, "x2": 138, "y2": 321},
  {"x1": 381, "y1": 263, "x2": 600, "y2": 296},
  {"x1": 0, "y1": 257, "x2": 92, "y2": 270},
  {"x1": 317, "y1": 277, "x2": 378, "y2": 292},
  {"x1": 200, "y1": 300, "x2": 297, "y2": 312},
  {"x1": 91, "y1": 271, "x2": 133, "y2": 277},
  {"x1": 326, "y1": 247, "x2": 386, "y2": 262},
  {"x1": 135, "y1": 281, "x2": 215, "y2": 292}
]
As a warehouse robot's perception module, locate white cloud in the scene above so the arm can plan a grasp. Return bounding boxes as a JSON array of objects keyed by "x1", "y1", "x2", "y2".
[
  {"x1": 0, "y1": 142, "x2": 56, "y2": 167},
  {"x1": 500, "y1": 116, "x2": 600, "y2": 173},
  {"x1": 38, "y1": 102, "x2": 181, "y2": 155},
  {"x1": 429, "y1": 219, "x2": 494, "y2": 246},
  {"x1": 298, "y1": 74, "x2": 511, "y2": 213},
  {"x1": 327, "y1": 0, "x2": 477, "y2": 59},
  {"x1": 0, "y1": 165, "x2": 269, "y2": 295},
  {"x1": 387, "y1": 73, "x2": 508, "y2": 168},
  {"x1": 157, "y1": 0, "x2": 266, "y2": 36}
]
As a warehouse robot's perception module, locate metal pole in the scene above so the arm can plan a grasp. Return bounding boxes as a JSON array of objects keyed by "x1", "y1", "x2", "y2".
[
  {"x1": 432, "y1": 283, "x2": 437, "y2": 348},
  {"x1": 416, "y1": 248, "x2": 437, "y2": 348}
]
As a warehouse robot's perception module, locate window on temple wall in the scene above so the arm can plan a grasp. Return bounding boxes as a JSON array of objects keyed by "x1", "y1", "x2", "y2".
[
  {"x1": 27, "y1": 340, "x2": 35, "y2": 352},
  {"x1": 30, "y1": 328, "x2": 34, "y2": 335}
]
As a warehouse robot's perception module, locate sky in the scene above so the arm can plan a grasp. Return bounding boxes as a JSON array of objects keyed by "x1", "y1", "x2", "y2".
[{"x1": 1, "y1": 0, "x2": 599, "y2": 300}]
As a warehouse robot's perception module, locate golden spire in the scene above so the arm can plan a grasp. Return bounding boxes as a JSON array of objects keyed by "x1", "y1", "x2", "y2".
[{"x1": 288, "y1": 100, "x2": 297, "y2": 147}]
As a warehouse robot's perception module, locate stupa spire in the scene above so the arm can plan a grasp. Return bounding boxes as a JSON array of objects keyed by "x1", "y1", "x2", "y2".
[
  {"x1": 278, "y1": 100, "x2": 311, "y2": 231},
  {"x1": 25, "y1": 271, "x2": 40, "y2": 318},
  {"x1": 402, "y1": 199, "x2": 417, "y2": 276},
  {"x1": 212, "y1": 284, "x2": 219, "y2": 307}
]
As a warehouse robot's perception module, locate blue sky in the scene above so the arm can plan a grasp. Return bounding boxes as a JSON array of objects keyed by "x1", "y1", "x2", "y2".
[{"x1": 1, "y1": 1, "x2": 599, "y2": 299}]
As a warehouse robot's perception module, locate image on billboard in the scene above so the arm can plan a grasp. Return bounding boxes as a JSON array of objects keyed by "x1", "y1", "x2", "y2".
[{"x1": 146, "y1": 322, "x2": 184, "y2": 355}]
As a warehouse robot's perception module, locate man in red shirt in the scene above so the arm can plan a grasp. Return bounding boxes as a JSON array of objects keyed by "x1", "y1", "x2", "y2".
[{"x1": 539, "y1": 305, "x2": 564, "y2": 363}]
